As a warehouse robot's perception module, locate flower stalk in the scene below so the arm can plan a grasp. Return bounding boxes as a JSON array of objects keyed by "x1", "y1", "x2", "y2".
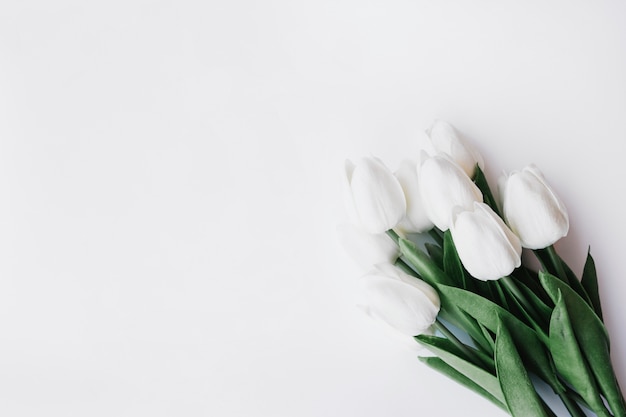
[{"x1": 545, "y1": 244, "x2": 568, "y2": 283}]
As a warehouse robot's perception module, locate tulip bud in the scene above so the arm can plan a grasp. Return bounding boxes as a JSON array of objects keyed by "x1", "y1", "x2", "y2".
[
  {"x1": 393, "y1": 160, "x2": 434, "y2": 234},
  {"x1": 425, "y1": 120, "x2": 484, "y2": 178},
  {"x1": 418, "y1": 153, "x2": 483, "y2": 231},
  {"x1": 343, "y1": 157, "x2": 407, "y2": 234},
  {"x1": 358, "y1": 263, "x2": 440, "y2": 336},
  {"x1": 336, "y1": 223, "x2": 400, "y2": 270},
  {"x1": 450, "y1": 202, "x2": 522, "y2": 281},
  {"x1": 498, "y1": 165, "x2": 569, "y2": 249}
]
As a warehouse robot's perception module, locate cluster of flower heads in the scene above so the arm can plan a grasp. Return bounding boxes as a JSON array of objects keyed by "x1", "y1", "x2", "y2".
[{"x1": 339, "y1": 120, "x2": 570, "y2": 339}]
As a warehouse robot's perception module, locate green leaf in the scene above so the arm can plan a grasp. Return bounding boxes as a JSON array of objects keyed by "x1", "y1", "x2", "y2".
[
  {"x1": 417, "y1": 333, "x2": 494, "y2": 372},
  {"x1": 415, "y1": 335, "x2": 505, "y2": 405},
  {"x1": 540, "y1": 271, "x2": 608, "y2": 345},
  {"x1": 437, "y1": 285, "x2": 564, "y2": 393},
  {"x1": 540, "y1": 272, "x2": 625, "y2": 417},
  {"x1": 478, "y1": 322, "x2": 495, "y2": 352},
  {"x1": 511, "y1": 277, "x2": 552, "y2": 323},
  {"x1": 495, "y1": 318, "x2": 549, "y2": 417},
  {"x1": 541, "y1": 246, "x2": 594, "y2": 308},
  {"x1": 416, "y1": 334, "x2": 473, "y2": 362},
  {"x1": 581, "y1": 249, "x2": 603, "y2": 321},
  {"x1": 533, "y1": 248, "x2": 555, "y2": 277},
  {"x1": 490, "y1": 280, "x2": 510, "y2": 311},
  {"x1": 497, "y1": 277, "x2": 551, "y2": 331},
  {"x1": 513, "y1": 266, "x2": 553, "y2": 307},
  {"x1": 420, "y1": 357, "x2": 508, "y2": 412},
  {"x1": 436, "y1": 307, "x2": 495, "y2": 356},
  {"x1": 547, "y1": 290, "x2": 611, "y2": 417},
  {"x1": 442, "y1": 230, "x2": 466, "y2": 289},
  {"x1": 559, "y1": 253, "x2": 594, "y2": 308},
  {"x1": 498, "y1": 282, "x2": 542, "y2": 334},
  {"x1": 399, "y1": 238, "x2": 454, "y2": 287},
  {"x1": 473, "y1": 165, "x2": 502, "y2": 217}
]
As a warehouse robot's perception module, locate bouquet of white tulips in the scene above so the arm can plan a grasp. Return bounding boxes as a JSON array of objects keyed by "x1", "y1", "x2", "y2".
[{"x1": 338, "y1": 121, "x2": 625, "y2": 417}]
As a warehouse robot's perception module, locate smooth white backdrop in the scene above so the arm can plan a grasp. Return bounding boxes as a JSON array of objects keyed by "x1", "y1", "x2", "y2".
[{"x1": 1, "y1": 1, "x2": 625, "y2": 416}]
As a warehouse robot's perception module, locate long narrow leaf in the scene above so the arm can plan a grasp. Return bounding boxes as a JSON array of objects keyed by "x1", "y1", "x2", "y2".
[
  {"x1": 437, "y1": 306, "x2": 495, "y2": 356},
  {"x1": 437, "y1": 285, "x2": 564, "y2": 393},
  {"x1": 581, "y1": 249, "x2": 603, "y2": 321},
  {"x1": 399, "y1": 238, "x2": 454, "y2": 287},
  {"x1": 495, "y1": 318, "x2": 549, "y2": 417},
  {"x1": 416, "y1": 335, "x2": 505, "y2": 405},
  {"x1": 547, "y1": 291, "x2": 611, "y2": 417},
  {"x1": 558, "y1": 253, "x2": 594, "y2": 307},
  {"x1": 443, "y1": 230, "x2": 466, "y2": 289},
  {"x1": 511, "y1": 277, "x2": 552, "y2": 323},
  {"x1": 540, "y1": 272, "x2": 625, "y2": 417},
  {"x1": 420, "y1": 357, "x2": 508, "y2": 412},
  {"x1": 473, "y1": 165, "x2": 502, "y2": 217},
  {"x1": 417, "y1": 334, "x2": 494, "y2": 372}
]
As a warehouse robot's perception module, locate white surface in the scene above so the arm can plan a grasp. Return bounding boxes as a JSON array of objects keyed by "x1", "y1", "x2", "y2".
[{"x1": 1, "y1": 1, "x2": 625, "y2": 416}]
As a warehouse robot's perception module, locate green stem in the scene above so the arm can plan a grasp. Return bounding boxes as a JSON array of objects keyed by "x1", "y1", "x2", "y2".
[
  {"x1": 499, "y1": 276, "x2": 543, "y2": 326},
  {"x1": 545, "y1": 244, "x2": 568, "y2": 283},
  {"x1": 386, "y1": 229, "x2": 400, "y2": 245},
  {"x1": 395, "y1": 257, "x2": 419, "y2": 277},
  {"x1": 473, "y1": 165, "x2": 503, "y2": 218},
  {"x1": 433, "y1": 319, "x2": 492, "y2": 370}
]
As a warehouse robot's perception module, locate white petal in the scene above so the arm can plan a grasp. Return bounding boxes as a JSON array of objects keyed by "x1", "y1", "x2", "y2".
[
  {"x1": 419, "y1": 155, "x2": 482, "y2": 230},
  {"x1": 336, "y1": 224, "x2": 399, "y2": 269},
  {"x1": 350, "y1": 157, "x2": 407, "y2": 233},
  {"x1": 360, "y1": 274, "x2": 440, "y2": 336},
  {"x1": 426, "y1": 120, "x2": 484, "y2": 177},
  {"x1": 358, "y1": 269, "x2": 440, "y2": 336},
  {"x1": 372, "y1": 263, "x2": 440, "y2": 308},
  {"x1": 394, "y1": 160, "x2": 434, "y2": 233},
  {"x1": 502, "y1": 167, "x2": 568, "y2": 249},
  {"x1": 450, "y1": 203, "x2": 521, "y2": 281}
]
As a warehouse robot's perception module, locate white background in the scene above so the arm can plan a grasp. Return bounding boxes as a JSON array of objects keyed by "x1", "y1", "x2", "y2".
[{"x1": 1, "y1": 1, "x2": 625, "y2": 416}]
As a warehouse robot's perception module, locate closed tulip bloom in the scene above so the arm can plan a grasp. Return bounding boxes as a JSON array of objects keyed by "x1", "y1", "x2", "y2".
[
  {"x1": 419, "y1": 154, "x2": 483, "y2": 231},
  {"x1": 450, "y1": 202, "x2": 522, "y2": 281},
  {"x1": 343, "y1": 157, "x2": 407, "y2": 234},
  {"x1": 425, "y1": 120, "x2": 484, "y2": 178},
  {"x1": 336, "y1": 223, "x2": 400, "y2": 270},
  {"x1": 358, "y1": 263, "x2": 440, "y2": 336},
  {"x1": 499, "y1": 165, "x2": 569, "y2": 249},
  {"x1": 394, "y1": 160, "x2": 434, "y2": 234}
]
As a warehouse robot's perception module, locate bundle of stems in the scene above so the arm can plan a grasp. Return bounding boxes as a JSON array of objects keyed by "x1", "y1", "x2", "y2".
[{"x1": 383, "y1": 170, "x2": 624, "y2": 417}]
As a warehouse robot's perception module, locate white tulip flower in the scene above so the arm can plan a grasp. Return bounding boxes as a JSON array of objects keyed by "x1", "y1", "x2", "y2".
[
  {"x1": 336, "y1": 223, "x2": 400, "y2": 270},
  {"x1": 499, "y1": 165, "x2": 569, "y2": 249},
  {"x1": 358, "y1": 263, "x2": 440, "y2": 337},
  {"x1": 418, "y1": 153, "x2": 483, "y2": 231},
  {"x1": 425, "y1": 120, "x2": 484, "y2": 178},
  {"x1": 343, "y1": 157, "x2": 407, "y2": 234},
  {"x1": 450, "y1": 202, "x2": 522, "y2": 281},
  {"x1": 394, "y1": 159, "x2": 434, "y2": 234}
]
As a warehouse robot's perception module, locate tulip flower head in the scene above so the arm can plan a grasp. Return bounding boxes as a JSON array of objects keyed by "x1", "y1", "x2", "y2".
[
  {"x1": 394, "y1": 159, "x2": 434, "y2": 234},
  {"x1": 425, "y1": 120, "x2": 484, "y2": 178},
  {"x1": 358, "y1": 263, "x2": 440, "y2": 336},
  {"x1": 450, "y1": 202, "x2": 522, "y2": 281},
  {"x1": 499, "y1": 165, "x2": 569, "y2": 249},
  {"x1": 343, "y1": 157, "x2": 407, "y2": 234},
  {"x1": 418, "y1": 153, "x2": 483, "y2": 231},
  {"x1": 336, "y1": 223, "x2": 400, "y2": 270}
]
